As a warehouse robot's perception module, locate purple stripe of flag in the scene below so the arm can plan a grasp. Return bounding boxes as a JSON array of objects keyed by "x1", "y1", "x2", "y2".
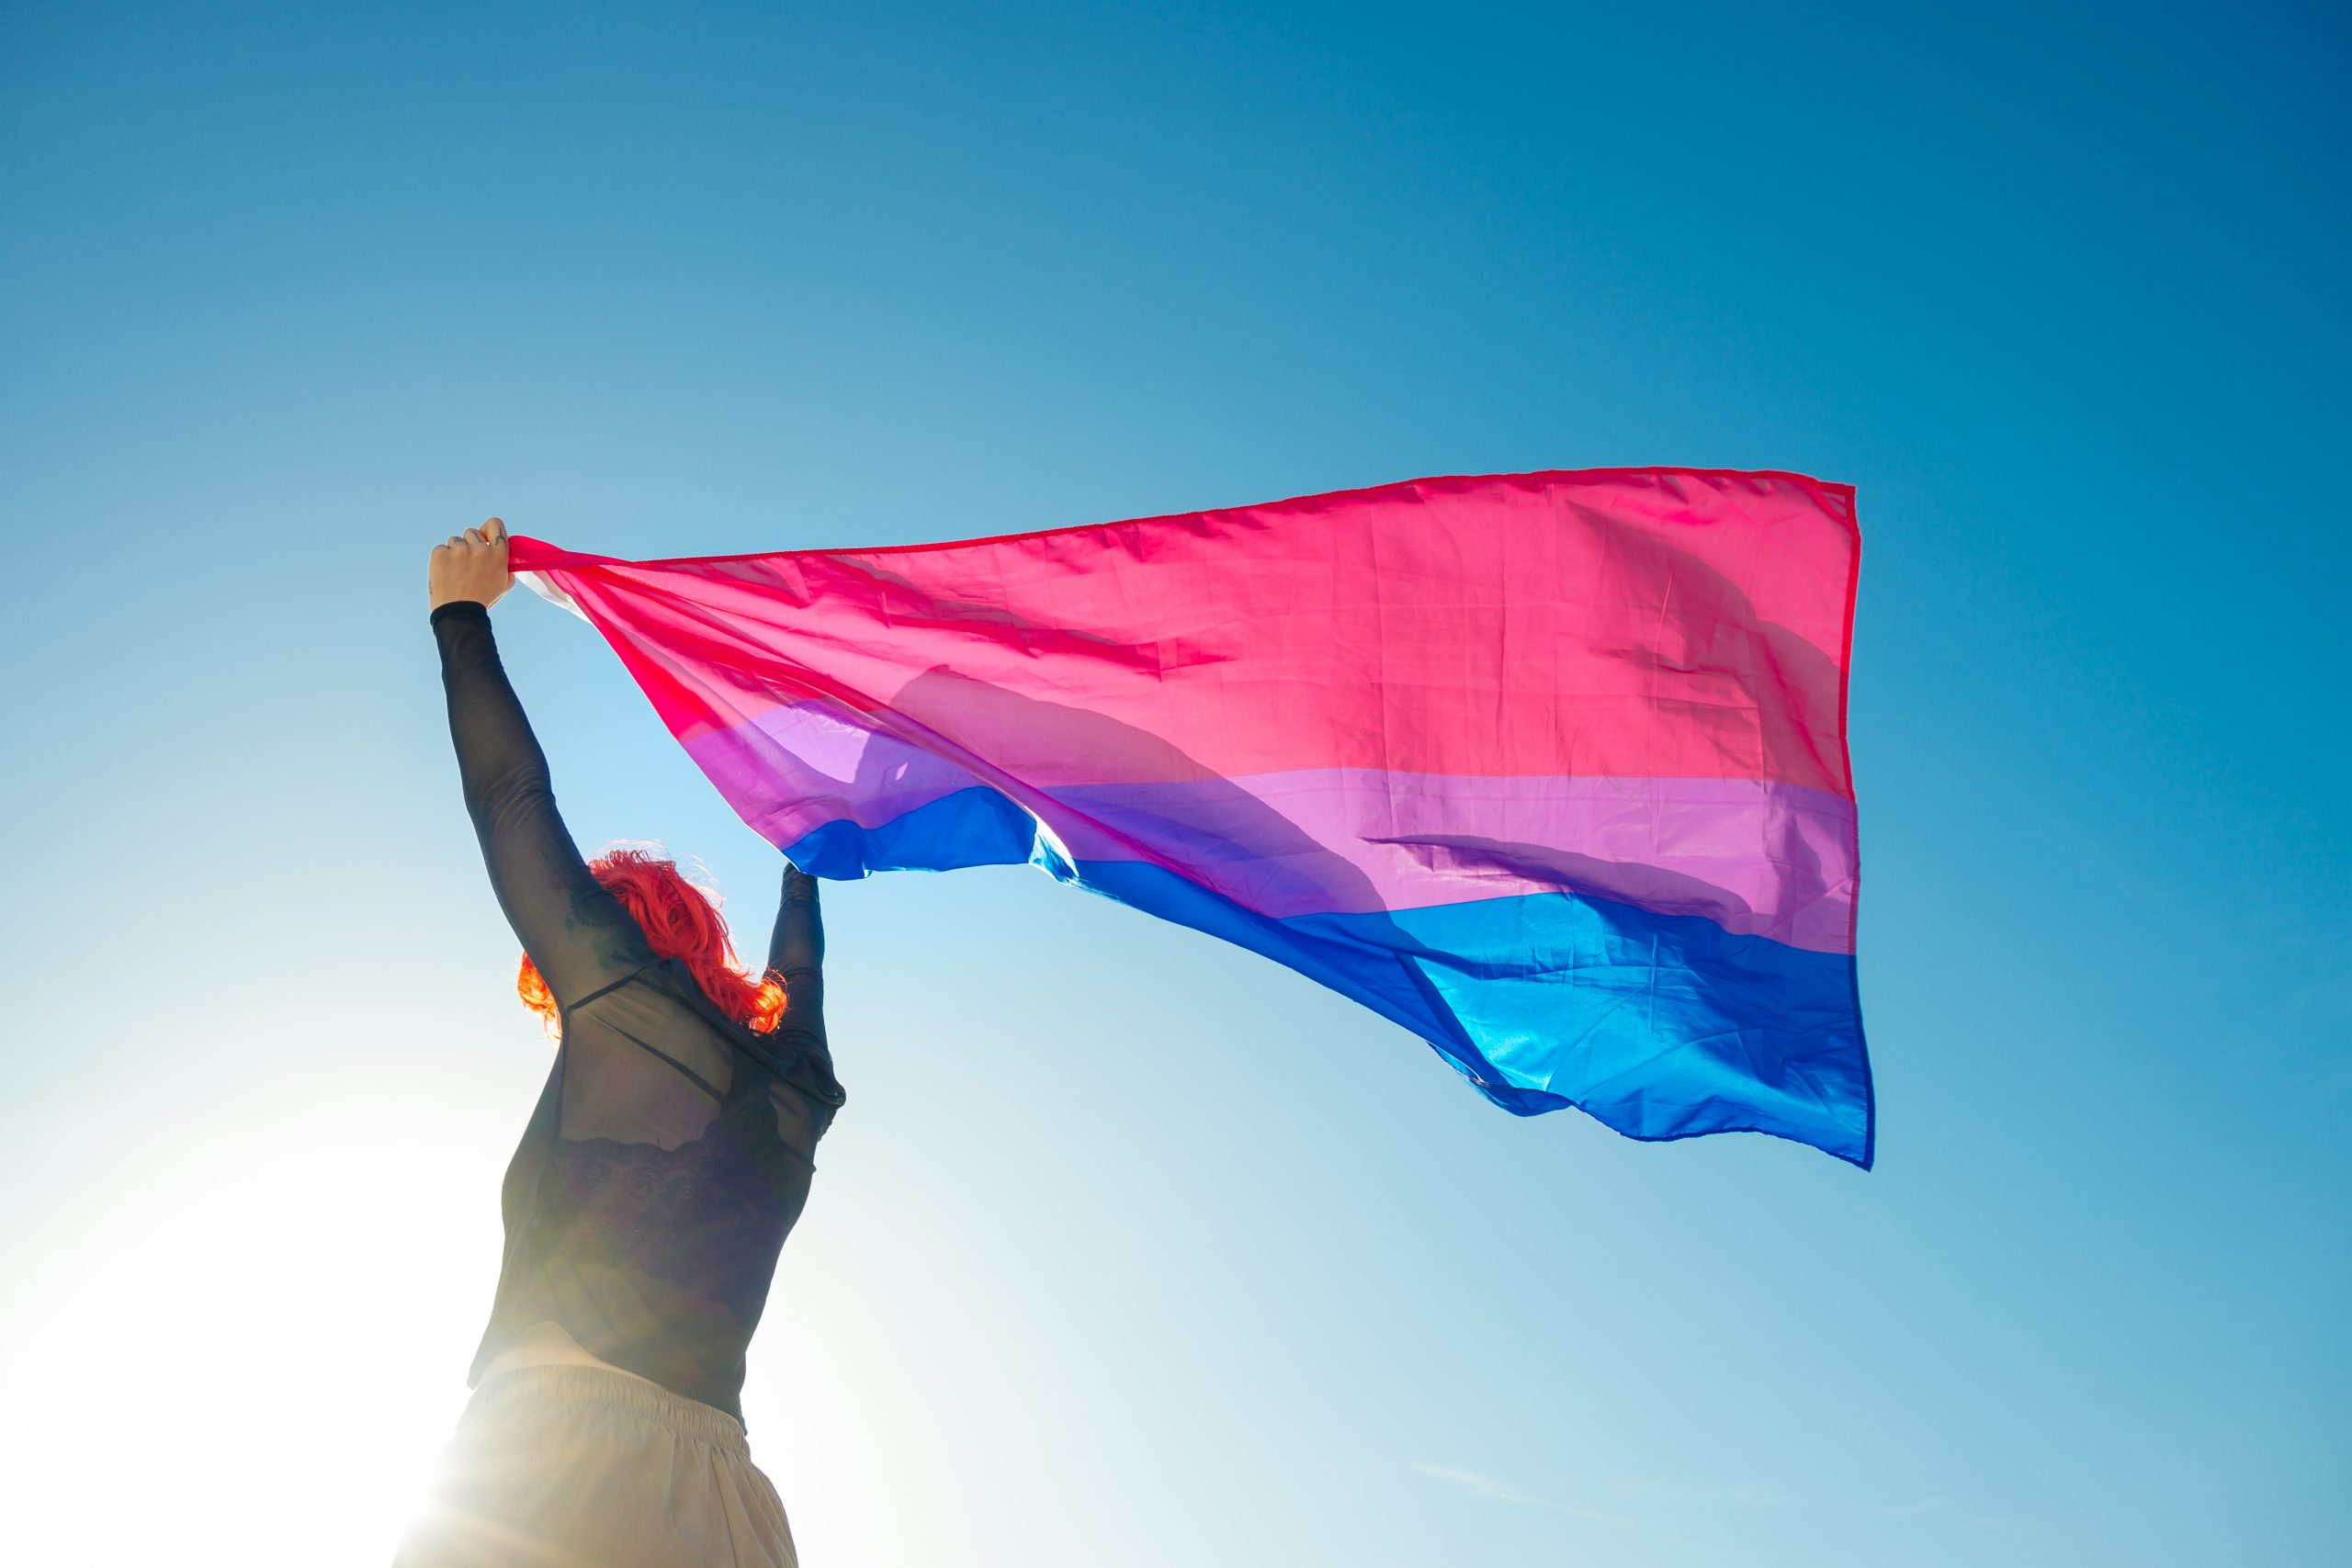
[{"x1": 684, "y1": 702, "x2": 1856, "y2": 952}]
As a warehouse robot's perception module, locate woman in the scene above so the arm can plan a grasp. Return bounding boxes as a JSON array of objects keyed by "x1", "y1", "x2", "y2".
[{"x1": 398, "y1": 518, "x2": 843, "y2": 1568}]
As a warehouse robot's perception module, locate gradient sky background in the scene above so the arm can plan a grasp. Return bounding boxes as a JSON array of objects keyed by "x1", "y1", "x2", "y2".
[{"x1": 4, "y1": 4, "x2": 2346, "y2": 1564}]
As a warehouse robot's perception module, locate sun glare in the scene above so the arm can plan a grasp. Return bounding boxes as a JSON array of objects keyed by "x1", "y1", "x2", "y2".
[
  {"x1": 0, "y1": 1077, "x2": 503, "y2": 1566},
  {"x1": 0, "y1": 1067, "x2": 963, "y2": 1567}
]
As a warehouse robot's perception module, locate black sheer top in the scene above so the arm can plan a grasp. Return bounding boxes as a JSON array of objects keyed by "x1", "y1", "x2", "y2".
[{"x1": 433, "y1": 600, "x2": 843, "y2": 1423}]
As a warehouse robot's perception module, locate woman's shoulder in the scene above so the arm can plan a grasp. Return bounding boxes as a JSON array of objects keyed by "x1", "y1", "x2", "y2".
[{"x1": 638, "y1": 958, "x2": 845, "y2": 1109}]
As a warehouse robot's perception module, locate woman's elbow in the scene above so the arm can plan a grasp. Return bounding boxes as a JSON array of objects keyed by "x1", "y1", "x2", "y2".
[{"x1": 464, "y1": 766, "x2": 556, "y2": 829}]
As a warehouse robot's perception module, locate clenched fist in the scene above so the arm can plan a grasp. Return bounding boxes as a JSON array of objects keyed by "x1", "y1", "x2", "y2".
[{"x1": 429, "y1": 517, "x2": 514, "y2": 612}]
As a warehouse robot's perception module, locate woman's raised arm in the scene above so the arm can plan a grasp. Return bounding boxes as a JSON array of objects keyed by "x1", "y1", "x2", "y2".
[{"x1": 431, "y1": 519, "x2": 653, "y2": 1009}]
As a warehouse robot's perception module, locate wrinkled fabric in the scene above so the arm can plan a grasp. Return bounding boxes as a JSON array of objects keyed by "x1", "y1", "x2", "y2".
[
  {"x1": 394, "y1": 1365, "x2": 797, "y2": 1568},
  {"x1": 511, "y1": 468, "x2": 1872, "y2": 1165}
]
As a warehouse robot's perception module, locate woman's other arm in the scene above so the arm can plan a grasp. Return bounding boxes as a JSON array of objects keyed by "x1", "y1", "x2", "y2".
[{"x1": 766, "y1": 863, "x2": 828, "y2": 1051}]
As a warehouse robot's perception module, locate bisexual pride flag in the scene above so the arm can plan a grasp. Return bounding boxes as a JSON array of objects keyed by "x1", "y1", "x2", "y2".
[{"x1": 511, "y1": 468, "x2": 1871, "y2": 1165}]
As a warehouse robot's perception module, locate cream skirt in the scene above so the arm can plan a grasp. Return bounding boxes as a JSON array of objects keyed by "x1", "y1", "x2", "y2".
[{"x1": 394, "y1": 1365, "x2": 798, "y2": 1568}]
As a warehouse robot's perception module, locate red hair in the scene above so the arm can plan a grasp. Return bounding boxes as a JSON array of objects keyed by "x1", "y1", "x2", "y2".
[{"x1": 517, "y1": 846, "x2": 785, "y2": 1039}]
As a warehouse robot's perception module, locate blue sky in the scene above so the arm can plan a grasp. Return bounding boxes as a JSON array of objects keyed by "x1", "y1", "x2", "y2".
[{"x1": 2, "y1": 3, "x2": 2346, "y2": 1564}]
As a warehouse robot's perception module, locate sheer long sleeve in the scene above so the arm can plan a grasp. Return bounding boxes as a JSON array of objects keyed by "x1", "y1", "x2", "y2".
[
  {"x1": 434, "y1": 600, "x2": 655, "y2": 1008},
  {"x1": 765, "y1": 864, "x2": 828, "y2": 1052}
]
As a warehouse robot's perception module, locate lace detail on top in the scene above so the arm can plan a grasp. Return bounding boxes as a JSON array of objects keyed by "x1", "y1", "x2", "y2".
[{"x1": 548, "y1": 1123, "x2": 793, "y2": 1319}]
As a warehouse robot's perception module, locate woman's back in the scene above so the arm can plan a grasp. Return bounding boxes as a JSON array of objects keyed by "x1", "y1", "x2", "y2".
[
  {"x1": 433, "y1": 594, "x2": 842, "y2": 1422},
  {"x1": 472, "y1": 956, "x2": 842, "y2": 1419}
]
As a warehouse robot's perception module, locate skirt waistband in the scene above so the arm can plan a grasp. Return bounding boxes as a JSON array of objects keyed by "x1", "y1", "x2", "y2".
[{"x1": 463, "y1": 1364, "x2": 749, "y2": 1452}]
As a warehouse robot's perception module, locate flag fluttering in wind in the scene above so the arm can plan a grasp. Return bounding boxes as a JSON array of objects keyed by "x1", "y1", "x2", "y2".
[{"x1": 511, "y1": 468, "x2": 1871, "y2": 1165}]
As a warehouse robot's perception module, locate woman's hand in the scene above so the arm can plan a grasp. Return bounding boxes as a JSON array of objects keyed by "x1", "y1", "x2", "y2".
[{"x1": 429, "y1": 517, "x2": 514, "y2": 611}]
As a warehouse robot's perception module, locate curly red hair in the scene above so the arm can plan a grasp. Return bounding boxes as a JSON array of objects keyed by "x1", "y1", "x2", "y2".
[{"x1": 517, "y1": 847, "x2": 785, "y2": 1039}]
